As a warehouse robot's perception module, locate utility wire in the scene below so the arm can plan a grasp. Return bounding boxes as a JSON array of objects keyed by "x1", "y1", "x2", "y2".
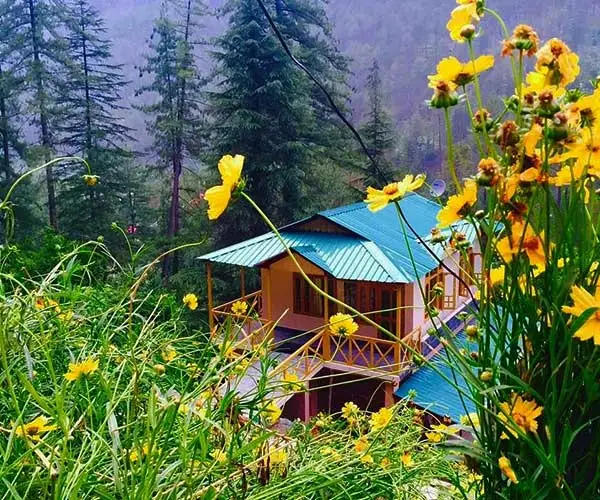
[{"x1": 253, "y1": 0, "x2": 478, "y2": 310}]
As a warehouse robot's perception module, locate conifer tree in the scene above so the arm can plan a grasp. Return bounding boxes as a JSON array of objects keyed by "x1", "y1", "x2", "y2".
[
  {"x1": 56, "y1": 0, "x2": 134, "y2": 240},
  {"x1": 137, "y1": 0, "x2": 207, "y2": 279},
  {"x1": 210, "y1": 0, "x2": 354, "y2": 245},
  {"x1": 3, "y1": 0, "x2": 72, "y2": 229},
  {"x1": 359, "y1": 59, "x2": 397, "y2": 186}
]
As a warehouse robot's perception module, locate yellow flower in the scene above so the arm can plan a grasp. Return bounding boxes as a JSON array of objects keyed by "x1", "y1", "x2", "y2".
[
  {"x1": 182, "y1": 293, "x2": 198, "y2": 310},
  {"x1": 426, "y1": 423, "x2": 458, "y2": 442},
  {"x1": 354, "y1": 435, "x2": 369, "y2": 453},
  {"x1": 329, "y1": 313, "x2": 359, "y2": 337},
  {"x1": 460, "y1": 413, "x2": 480, "y2": 427},
  {"x1": 161, "y1": 345, "x2": 177, "y2": 363},
  {"x1": 428, "y1": 55, "x2": 494, "y2": 88},
  {"x1": 498, "y1": 393, "x2": 543, "y2": 439},
  {"x1": 562, "y1": 285, "x2": 600, "y2": 345},
  {"x1": 369, "y1": 407, "x2": 393, "y2": 432},
  {"x1": 34, "y1": 296, "x2": 45, "y2": 310},
  {"x1": 551, "y1": 126, "x2": 600, "y2": 175},
  {"x1": 282, "y1": 371, "x2": 304, "y2": 392},
  {"x1": 83, "y1": 174, "x2": 99, "y2": 186},
  {"x1": 364, "y1": 174, "x2": 425, "y2": 212},
  {"x1": 489, "y1": 266, "x2": 505, "y2": 287},
  {"x1": 270, "y1": 448, "x2": 287, "y2": 465},
  {"x1": 522, "y1": 71, "x2": 565, "y2": 98},
  {"x1": 129, "y1": 443, "x2": 150, "y2": 462},
  {"x1": 341, "y1": 401, "x2": 360, "y2": 421},
  {"x1": 360, "y1": 454, "x2": 374, "y2": 464},
  {"x1": 401, "y1": 452, "x2": 414, "y2": 467},
  {"x1": 58, "y1": 310, "x2": 73, "y2": 322},
  {"x1": 523, "y1": 123, "x2": 543, "y2": 156},
  {"x1": 535, "y1": 38, "x2": 580, "y2": 88},
  {"x1": 499, "y1": 456, "x2": 518, "y2": 484},
  {"x1": 380, "y1": 456, "x2": 391, "y2": 469},
  {"x1": 437, "y1": 179, "x2": 478, "y2": 228},
  {"x1": 64, "y1": 357, "x2": 99, "y2": 382},
  {"x1": 425, "y1": 430, "x2": 443, "y2": 443},
  {"x1": 320, "y1": 446, "x2": 340, "y2": 459},
  {"x1": 565, "y1": 88, "x2": 600, "y2": 129},
  {"x1": 231, "y1": 300, "x2": 248, "y2": 316},
  {"x1": 263, "y1": 401, "x2": 282, "y2": 425},
  {"x1": 211, "y1": 449, "x2": 227, "y2": 464},
  {"x1": 447, "y1": 0, "x2": 479, "y2": 43},
  {"x1": 14, "y1": 415, "x2": 57, "y2": 441},
  {"x1": 496, "y1": 222, "x2": 547, "y2": 272},
  {"x1": 205, "y1": 154, "x2": 245, "y2": 220}
]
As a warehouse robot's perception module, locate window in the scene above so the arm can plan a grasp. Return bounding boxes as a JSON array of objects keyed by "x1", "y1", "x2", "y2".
[
  {"x1": 424, "y1": 267, "x2": 444, "y2": 316},
  {"x1": 343, "y1": 281, "x2": 398, "y2": 337},
  {"x1": 293, "y1": 273, "x2": 324, "y2": 317},
  {"x1": 458, "y1": 249, "x2": 475, "y2": 297}
]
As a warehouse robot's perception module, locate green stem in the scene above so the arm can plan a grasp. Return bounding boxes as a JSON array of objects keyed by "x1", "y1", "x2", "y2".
[
  {"x1": 443, "y1": 107, "x2": 461, "y2": 193},
  {"x1": 468, "y1": 41, "x2": 494, "y2": 158},
  {"x1": 463, "y1": 89, "x2": 484, "y2": 157}
]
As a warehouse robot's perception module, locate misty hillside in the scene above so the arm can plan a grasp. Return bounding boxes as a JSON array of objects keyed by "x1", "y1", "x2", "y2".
[{"x1": 98, "y1": 0, "x2": 600, "y2": 147}]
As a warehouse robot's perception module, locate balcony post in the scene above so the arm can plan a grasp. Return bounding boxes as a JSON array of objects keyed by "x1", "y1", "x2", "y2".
[
  {"x1": 240, "y1": 266, "x2": 246, "y2": 299},
  {"x1": 322, "y1": 328, "x2": 331, "y2": 361},
  {"x1": 206, "y1": 262, "x2": 214, "y2": 331}
]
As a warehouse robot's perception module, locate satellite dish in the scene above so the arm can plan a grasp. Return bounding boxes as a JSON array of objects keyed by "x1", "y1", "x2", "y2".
[{"x1": 431, "y1": 179, "x2": 446, "y2": 197}]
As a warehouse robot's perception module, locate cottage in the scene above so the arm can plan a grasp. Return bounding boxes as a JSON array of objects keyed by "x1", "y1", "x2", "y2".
[{"x1": 199, "y1": 193, "x2": 480, "y2": 419}]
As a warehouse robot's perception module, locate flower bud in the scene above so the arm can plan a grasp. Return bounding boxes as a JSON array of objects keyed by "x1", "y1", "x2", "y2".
[
  {"x1": 153, "y1": 364, "x2": 166, "y2": 375},
  {"x1": 479, "y1": 370, "x2": 493, "y2": 382},
  {"x1": 428, "y1": 307, "x2": 440, "y2": 318},
  {"x1": 473, "y1": 108, "x2": 493, "y2": 132},
  {"x1": 465, "y1": 324, "x2": 479, "y2": 339},
  {"x1": 430, "y1": 228, "x2": 447, "y2": 244},
  {"x1": 429, "y1": 81, "x2": 459, "y2": 109},
  {"x1": 495, "y1": 121, "x2": 520, "y2": 149},
  {"x1": 460, "y1": 24, "x2": 476, "y2": 41}
]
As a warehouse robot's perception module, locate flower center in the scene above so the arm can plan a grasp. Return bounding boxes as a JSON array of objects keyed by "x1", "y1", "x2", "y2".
[
  {"x1": 523, "y1": 236, "x2": 539, "y2": 251},
  {"x1": 383, "y1": 184, "x2": 399, "y2": 196},
  {"x1": 26, "y1": 426, "x2": 40, "y2": 436}
]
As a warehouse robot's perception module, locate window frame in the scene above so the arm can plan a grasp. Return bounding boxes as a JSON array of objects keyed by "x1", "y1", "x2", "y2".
[{"x1": 293, "y1": 273, "x2": 325, "y2": 317}]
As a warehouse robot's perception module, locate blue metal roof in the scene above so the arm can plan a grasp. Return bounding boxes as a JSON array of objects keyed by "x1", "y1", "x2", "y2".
[
  {"x1": 394, "y1": 331, "x2": 476, "y2": 422},
  {"x1": 199, "y1": 193, "x2": 474, "y2": 283}
]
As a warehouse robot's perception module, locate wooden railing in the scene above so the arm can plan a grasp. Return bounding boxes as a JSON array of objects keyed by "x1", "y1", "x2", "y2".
[
  {"x1": 212, "y1": 291, "x2": 273, "y2": 350},
  {"x1": 270, "y1": 329, "x2": 326, "y2": 379}
]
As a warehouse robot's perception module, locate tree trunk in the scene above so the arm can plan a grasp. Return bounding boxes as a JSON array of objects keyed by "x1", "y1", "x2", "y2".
[
  {"x1": 0, "y1": 64, "x2": 12, "y2": 183},
  {"x1": 28, "y1": 0, "x2": 57, "y2": 229},
  {"x1": 79, "y1": 0, "x2": 95, "y2": 225},
  {"x1": 162, "y1": 0, "x2": 192, "y2": 282}
]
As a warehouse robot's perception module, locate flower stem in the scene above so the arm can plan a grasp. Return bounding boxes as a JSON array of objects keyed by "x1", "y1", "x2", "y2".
[{"x1": 443, "y1": 107, "x2": 461, "y2": 193}]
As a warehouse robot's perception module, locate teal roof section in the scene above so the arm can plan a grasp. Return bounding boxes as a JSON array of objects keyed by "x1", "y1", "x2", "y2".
[
  {"x1": 394, "y1": 330, "x2": 476, "y2": 422},
  {"x1": 199, "y1": 193, "x2": 475, "y2": 284}
]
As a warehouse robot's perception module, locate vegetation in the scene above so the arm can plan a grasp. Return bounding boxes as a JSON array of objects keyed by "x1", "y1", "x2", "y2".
[{"x1": 1, "y1": 0, "x2": 600, "y2": 498}]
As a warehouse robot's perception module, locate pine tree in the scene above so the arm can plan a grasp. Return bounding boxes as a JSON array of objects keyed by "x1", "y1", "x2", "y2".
[
  {"x1": 3, "y1": 0, "x2": 72, "y2": 229},
  {"x1": 56, "y1": 0, "x2": 134, "y2": 240},
  {"x1": 0, "y1": 0, "x2": 27, "y2": 184},
  {"x1": 359, "y1": 59, "x2": 397, "y2": 186},
  {"x1": 210, "y1": 0, "x2": 354, "y2": 245},
  {"x1": 137, "y1": 0, "x2": 207, "y2": 279}
]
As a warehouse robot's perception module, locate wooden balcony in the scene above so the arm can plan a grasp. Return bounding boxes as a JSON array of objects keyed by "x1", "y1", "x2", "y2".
[{"x1": 211, "y1": 290, "x2": 424, "y2": 380}]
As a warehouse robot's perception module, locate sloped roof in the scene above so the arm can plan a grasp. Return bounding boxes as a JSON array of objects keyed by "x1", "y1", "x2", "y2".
[
  {"x1": 394, "y1": 330, "x2": 476, "y2": 421},
  {"x1": 199, "y1": 193, "x2": 474, "y2": 283}
]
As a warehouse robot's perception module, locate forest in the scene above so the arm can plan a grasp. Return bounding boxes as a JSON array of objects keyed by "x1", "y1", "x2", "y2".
[{"x1": 1, "y1": 0, "x2": 600, "y2": 498}]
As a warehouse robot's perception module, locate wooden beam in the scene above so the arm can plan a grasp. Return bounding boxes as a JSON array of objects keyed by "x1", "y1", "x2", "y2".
[
  {"x1": 206, "y1": 262, "x2": 214, "y2": 332},
  {"x1": 240, "y1": 267, "x2": 246, "y2": 299},
  {"x1": 263, "y1": 268, "x2": 272, "y2": 321},
  {"x1": 384, "y1": 382, "x2": 395, "y2": 408},
  {"x1": 396, "y1": 286, "x2": 403, "y2": 339},
  {"x1": 323, "y1": 276, "x2": 329, "y2": 322}
]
